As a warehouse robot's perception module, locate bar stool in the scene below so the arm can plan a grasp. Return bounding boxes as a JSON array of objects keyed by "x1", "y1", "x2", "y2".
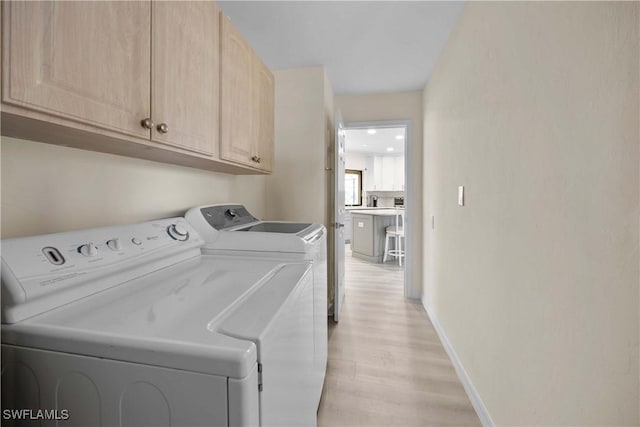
[{"x1": 383, "y1": 209, "x2": 405, "y2": 266}]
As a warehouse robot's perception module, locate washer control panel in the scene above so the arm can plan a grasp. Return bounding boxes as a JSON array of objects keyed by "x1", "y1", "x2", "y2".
[
  {"x1": 24, "y1": 222, "x2": 193, "y2": 265},
  {"x1": 167, "y1": 223, "x2": 190, "y2": 241},
  {"x1": 198, "y1": 204, "x2": 257, "y2": 230},
  {"x1": 106, "y1": 239, "x2": 123, "y2": 251},
  {"x1": 1, "y1": 217, "x2": 202, "y2": 324},
  {"x1": 78, "y1": 243, "x2": 99, "y2": 257}
]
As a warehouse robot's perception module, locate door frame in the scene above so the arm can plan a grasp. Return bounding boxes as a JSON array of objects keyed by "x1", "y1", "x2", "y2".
[
  {"x1": 342, "y1": 119, "x2": 415, "y2": 300},
  {"x1": 333, "y1": 110, "x2": 346, "y2": 322}
]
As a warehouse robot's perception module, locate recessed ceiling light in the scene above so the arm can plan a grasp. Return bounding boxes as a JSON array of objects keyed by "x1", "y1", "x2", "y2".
[
  {"x1": 367, "y1": 129, "x2": 376, "y2": 135},
  {"x1": 386, "y1": 147, "x2": 394, "y2": 152},
  {"x1": 395, "y1": 135, "x2": 404, "y2": 140}
]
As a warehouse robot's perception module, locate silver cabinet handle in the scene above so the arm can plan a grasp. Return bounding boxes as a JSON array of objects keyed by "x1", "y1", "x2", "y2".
[
  {"x1": 140, "y1": 118, "x2": 154, "y2": 129},
  {"x1": 157, "y1": 123, "x2": 169, "y2": 134},
  {"x1": 251, "y1": 155, "x2": 261, "y2": 163}
]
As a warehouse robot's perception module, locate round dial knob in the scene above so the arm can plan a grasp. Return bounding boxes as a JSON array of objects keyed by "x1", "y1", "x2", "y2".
[
  {"x1": 78, "y1": 243, "x2": 98, "y2": 257},
  {"x1": 106, "y1": 239, "x2": 123, "y2": 251},
  {"x1": 167, "y1": 224, "x2": 189, "y2": 241}
]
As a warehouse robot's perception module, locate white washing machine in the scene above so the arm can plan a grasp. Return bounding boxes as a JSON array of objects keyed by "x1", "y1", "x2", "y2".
[
  {"x1": 1, "y1": 217, "x2": 318, "y2": 426},
  {"x1": 185, "y1": 204, "x2": 328, "y2": 407}
]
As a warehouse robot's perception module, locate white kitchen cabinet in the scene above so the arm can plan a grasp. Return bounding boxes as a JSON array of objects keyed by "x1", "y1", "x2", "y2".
[
  {"x1": 364, "y1": 156, "x2": 375, "y2": 191},
  {"x1": 373, "y1": 157, "x2": 384, "y2": 190},
  {"x1": 365, "y1": 155, "x2": 404, "y2": 191},
  {"x1": 394, "y1": 156, "x2": 405, "y2": 190},
  {"x1": 382, "y1": 157, "x2": 395, "y2": 189}
]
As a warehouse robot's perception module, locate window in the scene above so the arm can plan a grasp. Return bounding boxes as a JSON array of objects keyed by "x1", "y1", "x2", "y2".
[{"x1": 345, "y1": 169, "x2": 362, "y2": 206}]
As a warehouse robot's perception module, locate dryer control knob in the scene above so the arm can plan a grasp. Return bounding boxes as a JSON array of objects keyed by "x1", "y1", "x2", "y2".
[
  {"x1": 78, "y1": 243, "x2": 98, "y2": 257},
  {"x1": 106, "y1": 239, "x2": 123, "y2": 251},
  {"x1": 167, "y1": 224, "x2": 189, "y2": 241}
]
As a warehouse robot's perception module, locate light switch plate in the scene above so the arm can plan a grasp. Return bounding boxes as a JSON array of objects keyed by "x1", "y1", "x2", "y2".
[{"x1": 458, "y1": 186, "x2": 464, "y2": 206}]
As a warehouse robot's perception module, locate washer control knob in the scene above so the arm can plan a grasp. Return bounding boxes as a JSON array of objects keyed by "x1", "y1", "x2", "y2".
[
  {"x1": 167, "y1": 224, "x2": 189, "y2": 241},
  {"x1": 78, "y1": 243, "x2": 98, "y2": 257},
  {"x1": 106, "y1": 239, "x2": 123, "y2": 251},
  {"x1": 131, "y1": 238, "x2": 142, "y2": 246}
]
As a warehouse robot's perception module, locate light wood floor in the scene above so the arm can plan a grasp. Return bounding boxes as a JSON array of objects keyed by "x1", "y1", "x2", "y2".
[{"x1": 317, "y1": 247, "x2": 481, "y2": 426}]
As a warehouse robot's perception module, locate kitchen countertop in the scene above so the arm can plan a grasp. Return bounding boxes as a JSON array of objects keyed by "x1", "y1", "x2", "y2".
[
  {"x1": 346, "y1": 206, "x2": 402, "y2": 210},
  {"x1": 349, "y1": 208, "x2": 403, "y2": 216}
]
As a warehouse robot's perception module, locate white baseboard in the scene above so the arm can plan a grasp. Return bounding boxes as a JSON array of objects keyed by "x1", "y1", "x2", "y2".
[{"x1": 423, "y1": 304, "x2": 495, "y2": 427}]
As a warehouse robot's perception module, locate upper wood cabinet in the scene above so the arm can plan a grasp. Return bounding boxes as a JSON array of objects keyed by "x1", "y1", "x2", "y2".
[
  {"x1": 2, "y1": 1, "x2": 274, "y2": 174},
  {"x1": 220, "y1": 16, "x2": 254, "y2": 167},
  {"x1": 152, "y1": 1, "x2": 219, "y2": 156},
  {"x1": 252, "y1": 57, "x2": 275, "y2": 172},
  {"x1": 220, "y1": 15, "x2": 275, "y2": 172},
  {"x1": 2, "y1": 1, "x2": 151, "y2": 138}
]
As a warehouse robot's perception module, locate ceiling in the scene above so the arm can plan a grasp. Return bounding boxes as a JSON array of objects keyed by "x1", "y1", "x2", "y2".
[
  {"x1": 344, "y1": 127, "x2": 405, "y2": 155},
  {"x1": 218, "y1": 1, "x2": 464, "y2": 94}
]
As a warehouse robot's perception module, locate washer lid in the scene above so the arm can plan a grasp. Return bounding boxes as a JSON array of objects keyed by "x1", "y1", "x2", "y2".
[
  {"x1": 185, "y1": 204, "x2": 326, "y2": 254},
  {"x1": 235, "y1": 222, "x2": 313, "y2": 234},
  {"x1": 1, "y1": 255, "x2": 312, "y2": 379},
  {"x1": 204, "y1": 224, "x2": 325, "y2": 254}
]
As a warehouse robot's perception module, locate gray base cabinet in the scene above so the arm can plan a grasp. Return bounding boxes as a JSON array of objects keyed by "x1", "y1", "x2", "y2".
[
  {"x1": 343, "y1": 212, "x2": 353, "y2": 244},
  {"x1": 351, "y1": 213, "x2": 395, "y2": 263}
]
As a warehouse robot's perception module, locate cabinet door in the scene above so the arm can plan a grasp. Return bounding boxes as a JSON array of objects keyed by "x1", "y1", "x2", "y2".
[
  {"x1": 152, "y1": 1, "x2": 219, "y2": 156},
  {"x1": 3, "y1": 1, "x2": 151, "y2": 138},
  {"x1": 364, "y1": 156, "x2": 375, "y2": 191},
  {"x1": 373, "y1": 157, "x2": 384, "y2": 190},
  {"x1": 352, "y1": 215, "x2": 374, "y2": 256},
  {"x1": 381, "y1": 157, "x2": 395, "y2": 191},
  {"x1": 394, "y1": 156, "x2": 405, "y2": 190},
  {"x1": 252, "y1": 57, "x2": 274, "y2": 172},
  {"x1": 220, "y1": 16, "x2": 254, "y2": 167},
  {"x1": 342, "y1": 212, "x2": 353, "y2": 243}
]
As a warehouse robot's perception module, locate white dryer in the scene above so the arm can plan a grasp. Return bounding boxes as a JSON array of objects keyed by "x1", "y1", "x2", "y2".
[
  {"x1": 1, "y1": 218, "x2": 318, "y2": 426},
  {"x1": 185, "y1": 204, "x2": 328, "y2": 407}
]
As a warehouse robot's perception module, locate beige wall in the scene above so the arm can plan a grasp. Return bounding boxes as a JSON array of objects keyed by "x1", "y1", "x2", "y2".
[
  {"x1": 335, "y1": 91, "x2": 423, "y2": 298},
  {"x1": 422, "y1": 2, "x2": 639, "y2": 425},
  {"x1": 1, "y1": 137, "x2": 267, "y2": 238},
  {"x1": 267, "y1": 66, "x2": 335, "y2": 305},
  {"x1": 266, "y1": 67, "x2": 331, "y2": 225},
  {"x1": 345, "y1": 152, "x2": 367, "y2": 172}
]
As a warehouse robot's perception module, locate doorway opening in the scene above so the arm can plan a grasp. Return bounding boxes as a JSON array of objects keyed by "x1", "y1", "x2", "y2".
[{"x1": 341, "y1": 121, "x2": 411, "y2": 298}]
